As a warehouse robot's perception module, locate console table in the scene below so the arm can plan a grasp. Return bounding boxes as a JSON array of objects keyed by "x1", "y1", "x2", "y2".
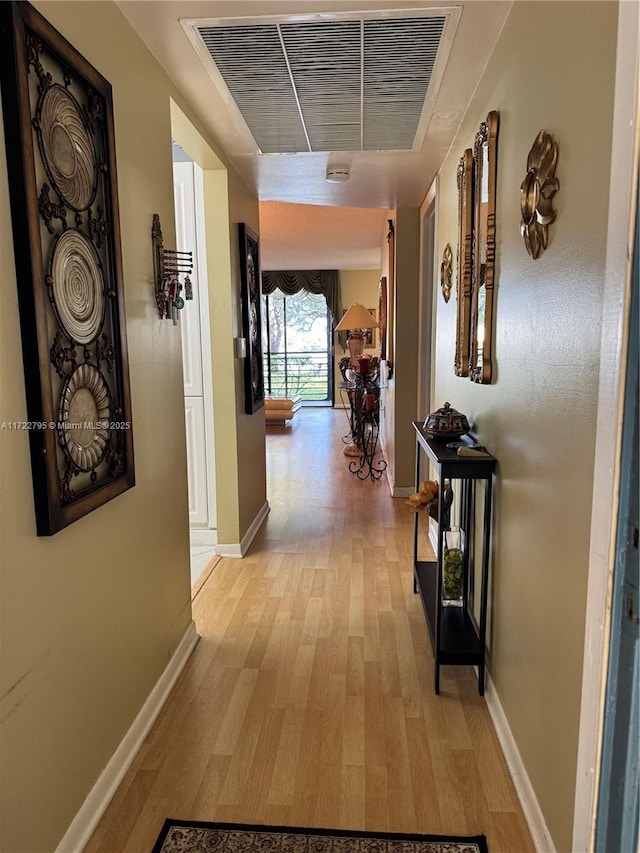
[{"x1": 412, "y1": 422, "x2": 496, "y2": 695}]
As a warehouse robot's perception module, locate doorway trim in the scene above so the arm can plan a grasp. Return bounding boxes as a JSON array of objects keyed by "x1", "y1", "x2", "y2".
[
  {"x1": 572, "y1": 2, "x2": 640, "y2": 847},
  {"x1": 418, "y1": 175, "x2": 438, "y2": 420},
  {"x1": 173, "y1": 155, "x2": 218, "y2": 545},
  {"x1": 170, "y1": 100, "x2": 246, "y2": 551}
]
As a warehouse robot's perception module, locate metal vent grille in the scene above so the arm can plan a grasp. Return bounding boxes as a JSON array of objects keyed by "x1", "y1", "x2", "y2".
[{"x1": 193, "y1": 13, "x2": 449, "y2": 153}]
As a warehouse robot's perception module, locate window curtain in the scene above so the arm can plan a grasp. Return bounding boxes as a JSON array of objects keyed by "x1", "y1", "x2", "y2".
[{"x1": 261, "y1": 270, "x2": 346, "y2": 350}]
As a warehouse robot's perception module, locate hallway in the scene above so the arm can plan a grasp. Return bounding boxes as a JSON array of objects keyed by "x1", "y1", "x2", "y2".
[{"x1": 84, "y1": 409, "x2": 534, "y2": 852}]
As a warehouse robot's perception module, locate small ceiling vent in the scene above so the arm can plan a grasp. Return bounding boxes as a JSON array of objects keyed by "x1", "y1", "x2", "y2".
[
  {"x1": 183, "y1": 10, "x2": 459, "y2": 154},
  {"x1": 326, "y1": 167, "x2": 351, "y2": 183}
]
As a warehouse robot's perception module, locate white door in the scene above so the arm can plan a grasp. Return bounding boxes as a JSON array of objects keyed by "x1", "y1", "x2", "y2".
[{"x1": 173, "y1": 156, "x2": 217, "y2": 541}]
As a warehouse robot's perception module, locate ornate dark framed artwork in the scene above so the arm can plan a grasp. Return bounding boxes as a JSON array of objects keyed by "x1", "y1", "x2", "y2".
[
  {"x1": 0, "y1": 2, "x2": 134, "y2": 534},
  {"x1": 378, "y1": 276, "x2": 387, "y2": 361},
  {"x1": 239, "y1": 223, "x2": 265, "y2": 415},
  {"x1": 386, "y1": 220, "x2": 395, "y2": 369},
  {"x1": 364, "y1": 309, "x2": 377, "y2": 349}
]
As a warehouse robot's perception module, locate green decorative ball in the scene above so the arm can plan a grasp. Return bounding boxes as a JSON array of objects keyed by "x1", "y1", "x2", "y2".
[{"x1": 443, "y1": 547, "x2": 463, "y2": 600}]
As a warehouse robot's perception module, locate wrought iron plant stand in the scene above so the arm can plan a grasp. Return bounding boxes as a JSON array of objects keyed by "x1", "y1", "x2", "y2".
[{"x1": 339, "y1": 356, "x2": 387, "y2": 482}]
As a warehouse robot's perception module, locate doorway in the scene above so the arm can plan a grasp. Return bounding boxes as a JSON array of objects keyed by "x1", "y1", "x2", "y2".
[
  {"x1": 419, "y1": 182, "x2": 437, "y2": 420},
  {"x1": 172, "y1": 144, "x2": 217, "y2": 581}
]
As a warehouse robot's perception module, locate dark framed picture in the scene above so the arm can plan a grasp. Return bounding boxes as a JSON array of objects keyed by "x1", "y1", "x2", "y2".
[
  {"x1": 378, "y1": 276, "x2": 387, "y2": 360},
  {"x1": 364, "y1": 309, "x2": 377, "y2": 349},
  {"x1": 238, "y1": 223, "x2": 265, "y2": 415},
  {"x1": 0, "y1": 2, "x2": 135, "y2": 534}
]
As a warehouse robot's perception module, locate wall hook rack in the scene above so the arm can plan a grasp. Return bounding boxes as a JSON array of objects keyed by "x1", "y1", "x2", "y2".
[{"x1": 152, "y1": 213, "x2": 193, "y2": 321}]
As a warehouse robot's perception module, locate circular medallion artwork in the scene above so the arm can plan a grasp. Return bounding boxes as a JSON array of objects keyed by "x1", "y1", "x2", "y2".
[
  {"x1": 58, "y1": 364, "x2": 111, "y2": 471},
  {"x1": 250, "y1": 302, "x2": 258, "y2": 344},
  {"x1": 37, "y1": 84, "x2": 97, "y2": 210},
  {"x1": 50, "y1": 228, "x2": 105, "y2": 344},
  {"x1": 251, "y1": 354, "x2": 260, "y2": 392}
]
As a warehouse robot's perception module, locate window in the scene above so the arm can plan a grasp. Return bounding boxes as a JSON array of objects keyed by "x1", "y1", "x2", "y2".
[{"x1": 262, "y1": 289, "x2": 333, "y2": 403}]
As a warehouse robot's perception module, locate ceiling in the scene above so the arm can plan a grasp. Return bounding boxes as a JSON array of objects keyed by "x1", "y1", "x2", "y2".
[
  {"x1": 259, "y1": 202, "x2": 391, "y2": 269},
  {"x1": 117, "y1": 0, "x2": 512, "y2": 269}
]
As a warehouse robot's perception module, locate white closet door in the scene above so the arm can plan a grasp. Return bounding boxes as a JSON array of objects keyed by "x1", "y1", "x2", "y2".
[
  {"x1": 184, "y1": 397, "x2": 208, "y2": 525},
  {"x1": 174, "y1": 163, "x2": 203, "y2": 397},
  {"x1": 173, "y1": 160, "x2": 216, "y2": 534}
]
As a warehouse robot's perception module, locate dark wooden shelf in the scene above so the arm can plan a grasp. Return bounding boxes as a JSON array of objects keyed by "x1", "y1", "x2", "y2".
[
  {"x1": 414, "y1": 560, "x2": 482, "y2": 663},
  {"x1": 412, "y1": 422, "x2": 496, "y2": 478},
  {"x1": 412, "y1": 422, "x2": 496, "y2": 695}
]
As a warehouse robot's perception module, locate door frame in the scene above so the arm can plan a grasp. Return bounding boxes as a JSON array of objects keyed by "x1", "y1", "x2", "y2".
[
  {"x1": 573, "y1": 2, "x2": 640, "y2": 846},
  {"x1": 173, "y1": 156, "x2": 218, "y2": 541},
  {"x1": 418, "y1": 176, "x2": 438, "y2": 420},
  {"x1": 595, "y1": 181, "x2": 639, "y2": 851}
]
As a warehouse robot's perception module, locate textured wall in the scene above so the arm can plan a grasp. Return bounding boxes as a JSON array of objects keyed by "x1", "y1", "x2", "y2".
[
  {"x1": 0, "y1": 3, "x2": 259, "y2": 850},
  {"x1": 431, "y1": 3, "x2": 618, "y2": 849}
]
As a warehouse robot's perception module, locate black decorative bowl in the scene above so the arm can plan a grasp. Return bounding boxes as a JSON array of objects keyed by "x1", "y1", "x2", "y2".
[{"x1": 423, "y1": 402, "x2": 470, "y2": 440}]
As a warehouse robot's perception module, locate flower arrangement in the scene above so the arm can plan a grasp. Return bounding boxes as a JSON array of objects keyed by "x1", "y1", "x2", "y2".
[
  {"x1": 408, "y1": 480, "x2": 462, "y2": 601},
  {"x1": 405, "y1": 479, "x2": 439, "y2": 513}
]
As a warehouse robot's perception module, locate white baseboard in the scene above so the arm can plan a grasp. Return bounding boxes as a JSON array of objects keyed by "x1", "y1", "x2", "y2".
[
  {"x1": 428, "y1": 518, "x2": 438, "y2": 554},
  {"x1": 215, "y1": 501, "x2": 270, "y2": 559},
  {"x1": 215, "y1": 542, "x2": 243, "y2": 558},
  {"x1": 484, "y1": 671, "x2": 556, "y2": 853},
  {"x1": 55, "y1": 620, "x2": 199, "y2": 853},
  {"x1": 189, "y1": 528, "x2": 218, "y2": 547},
  {"x1": 384, "y1": 467, "x2": 413, "y2": 498},
  {"x1": 393, "y1": 486, "x2": 414, "y2": 498},
  {"x1": 385, "y1": 465, "x2": 395, "y2": 496}
]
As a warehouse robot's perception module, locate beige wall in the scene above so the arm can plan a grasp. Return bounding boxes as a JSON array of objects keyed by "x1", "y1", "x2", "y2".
[
  {"x1": 333, "y1": 269, "x2": 381, "y2": 402},
  {"x1": 431, "y1": 2, "x2": 618, "y2": 849},
  {"x1": 228, "y1": 166, "x2": 267, "y2": 538},
  {"x1": 393, "y1": 209, "x2": 421, "y2": 489},
  {"x1": 0, "y1": 3, "x2": 261, "y2": 851}
]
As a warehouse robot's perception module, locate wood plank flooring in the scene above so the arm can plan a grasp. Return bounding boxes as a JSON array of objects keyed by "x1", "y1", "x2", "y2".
[{"x1": 84, "y1": 408, "x2": 534, "y2": 853}]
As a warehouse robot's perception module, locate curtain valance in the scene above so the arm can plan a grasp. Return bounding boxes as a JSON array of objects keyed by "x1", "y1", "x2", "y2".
[{"x1": 261, "y1": 270, "x2": 343, "y2": 340}]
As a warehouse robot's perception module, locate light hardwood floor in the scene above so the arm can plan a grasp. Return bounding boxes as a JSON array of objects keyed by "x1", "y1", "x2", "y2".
[{"x1": 84, "y1": 408, "x2": 534, "y2": 853}]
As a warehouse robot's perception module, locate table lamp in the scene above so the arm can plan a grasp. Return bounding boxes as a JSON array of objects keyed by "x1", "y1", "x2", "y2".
[{"x1": 335, "y1": 303, "x2": 378, "y2": 364}]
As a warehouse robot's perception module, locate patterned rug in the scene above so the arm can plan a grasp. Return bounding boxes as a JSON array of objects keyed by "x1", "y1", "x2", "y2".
[{"x1": 151, "y1": 820, "x2": 489, "y2": 853}]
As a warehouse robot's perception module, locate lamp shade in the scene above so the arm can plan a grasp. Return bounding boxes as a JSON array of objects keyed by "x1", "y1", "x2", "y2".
[{"x1": 335, "y1": 303, "x2": 378, "y2": 331}]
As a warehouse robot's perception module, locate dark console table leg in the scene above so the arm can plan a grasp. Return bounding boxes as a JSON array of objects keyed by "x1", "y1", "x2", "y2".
[
  {"x1": 413, "y1": 443, "x2": 421, "y2": 594},
  {"x1": 477, "y1": 474, "x2": 493, "y2": 696}
]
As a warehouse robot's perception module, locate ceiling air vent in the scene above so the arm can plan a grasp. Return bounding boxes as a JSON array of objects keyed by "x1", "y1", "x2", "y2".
[{"x1": 183, "y1": 10, "x2": 458, "y2": 154}]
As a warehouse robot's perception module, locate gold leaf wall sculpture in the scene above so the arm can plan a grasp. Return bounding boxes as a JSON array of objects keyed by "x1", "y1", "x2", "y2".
[{"x1": 520, "y1": 130, "x2": 560, "y2": 259}]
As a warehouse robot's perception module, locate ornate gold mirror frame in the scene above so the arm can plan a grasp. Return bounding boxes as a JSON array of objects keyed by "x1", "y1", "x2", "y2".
[
  {"x1": 470, "y1": 111, "x2": 499, "y2": 384},
  {"x1": 454, "y1": 149, "x2": 473, "y2": 376}
]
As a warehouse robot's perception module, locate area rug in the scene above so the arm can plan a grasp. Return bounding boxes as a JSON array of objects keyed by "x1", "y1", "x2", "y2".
[{"x1": 151, "y1": 820, "x2": 489, "y2": 853}]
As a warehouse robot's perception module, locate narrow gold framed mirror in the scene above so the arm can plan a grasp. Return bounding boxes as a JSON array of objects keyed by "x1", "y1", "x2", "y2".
[
  {"x1": 470, "y1": 110, "x2": 499, "y2": 384},
  {"x1": 454, "y1": 149, "x2": 473, "y2": 376}
]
